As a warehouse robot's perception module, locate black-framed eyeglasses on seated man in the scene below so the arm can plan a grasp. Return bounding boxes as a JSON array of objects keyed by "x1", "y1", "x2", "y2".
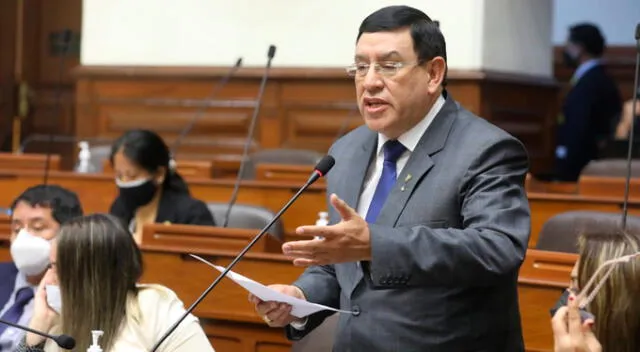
[{"x1": 345, "y1": 61, "x2": 420, "y2": 78}]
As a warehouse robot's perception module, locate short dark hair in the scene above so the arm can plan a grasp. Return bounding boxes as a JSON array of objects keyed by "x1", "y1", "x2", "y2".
[
  {"x1": 569, "y1": 23, "x2": 606, "y2": 57},
  {"x1": 357, "y1": 5, "x2": 448, "y2": 86},
  {"x1": 11, "y1": 184, "x2": 84, "y2": 224},
  {"x1": 110, "y1": 129, "x2": 190, "y2": 194}
]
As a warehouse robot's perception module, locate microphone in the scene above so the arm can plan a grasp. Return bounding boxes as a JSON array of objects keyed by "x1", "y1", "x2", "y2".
[
  {"x1": 222, "y1": 45, "x2": 277, "y2": 228},
  {"x1": 150, "y1": 155, "x2": 335, "y2": 352},
  {"x1": 43, "y1": 29, "x2": 73, "y2": 186},
  {"x1": 621, "y1": 22, "x2": 640, "y2": 228},
  {"x1": 171, "y1": 57, "x2": 243, "y2": 156},
  {"x1": 0, "y1": 318, "x2": 76, "y2": 350}
]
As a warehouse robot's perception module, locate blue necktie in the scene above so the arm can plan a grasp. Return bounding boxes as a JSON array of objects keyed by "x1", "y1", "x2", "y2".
[
  {"x1": 0, "y1": 287, "x2": 34, "y2": 336},
  {"x1": 365, "y1": 140, "x2": 407, "y2": 223}
]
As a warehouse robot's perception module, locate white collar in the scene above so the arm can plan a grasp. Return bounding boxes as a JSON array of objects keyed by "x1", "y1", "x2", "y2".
[
  {"x1": 572, "y1": 58, "x2": 601, "y2": 83},
  {"x1": 376, "y1": 94, "x2": 446, "y2": 155}
]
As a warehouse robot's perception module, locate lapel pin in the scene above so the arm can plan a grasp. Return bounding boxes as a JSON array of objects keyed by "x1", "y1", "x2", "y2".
[
  {"x1": 404, "y1": 174, "x2": 412, "y2": 183},
  {"x1": 400, "y1": 185, "x2": 406, "y2": 192}
]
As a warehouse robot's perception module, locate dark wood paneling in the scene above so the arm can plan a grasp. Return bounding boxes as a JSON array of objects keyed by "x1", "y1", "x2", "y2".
[{"x1": 73, "y1": 66, "x2": 558, "y2": 174}]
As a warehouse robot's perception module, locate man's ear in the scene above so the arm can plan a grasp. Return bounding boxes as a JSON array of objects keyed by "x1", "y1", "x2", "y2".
[{"x1": 426, "y1": 57, "x2": 446, "y2": 94}]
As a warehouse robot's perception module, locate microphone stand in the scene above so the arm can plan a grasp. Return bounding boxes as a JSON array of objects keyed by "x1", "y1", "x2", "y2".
[
  {"x1": 621, "y1": 22, "x2": 640, "y2": 228},
  {"x1": 43, "y1": 29, "x2": 72, "y2": 186},
  {"x1": 0, "y1": 318, "x2": 75, "y2": 350},
  {"x1": 222, "y1": 45, "x2": 277, "y2": 228},
  {"x1": 150, "y1": 164, "x2": 326, "y2": 352}
]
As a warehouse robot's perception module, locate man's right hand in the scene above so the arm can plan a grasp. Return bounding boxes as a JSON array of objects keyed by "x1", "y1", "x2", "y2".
[{"x1": 249, "y1": 284, "x2": 306, "y2": 327}]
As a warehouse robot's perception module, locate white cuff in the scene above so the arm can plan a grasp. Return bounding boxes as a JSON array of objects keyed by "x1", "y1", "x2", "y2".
[{"x1": 289, "y1": 317, "x2": 308, "y2": 330}]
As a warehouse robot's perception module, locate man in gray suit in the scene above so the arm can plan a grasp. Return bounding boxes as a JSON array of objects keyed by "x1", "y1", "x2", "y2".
[{"x1": 250, "y1": 5, "x2": 531, "y2": 351}]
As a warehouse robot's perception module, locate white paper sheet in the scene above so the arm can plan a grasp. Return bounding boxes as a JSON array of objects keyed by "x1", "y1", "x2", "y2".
[{"x1": 190, "y1": 254, "x2": 353, "y2": 318}]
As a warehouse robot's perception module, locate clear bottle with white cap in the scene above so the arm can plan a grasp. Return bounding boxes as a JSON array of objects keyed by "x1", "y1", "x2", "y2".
[
  {"x1": 314, "y1": 211, "x2": 329, "y2": 240},
  {"x1": 87, "y1": 330, "x2": 103, "y2": 352},
  {"x1": 74, "y1": 141, "x2": 97, "y2": 173}
]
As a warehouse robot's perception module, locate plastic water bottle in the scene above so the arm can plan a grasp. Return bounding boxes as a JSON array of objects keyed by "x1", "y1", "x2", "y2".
[
  {"x1": 314, "y1": 211, "x2": 329, "y2": 240},
  {"x1": 87, "y1": 330, "x2": 103, "y2": 352},
  {"x1": 74, "y1": 141, "x2": 97, "y2": 173}
]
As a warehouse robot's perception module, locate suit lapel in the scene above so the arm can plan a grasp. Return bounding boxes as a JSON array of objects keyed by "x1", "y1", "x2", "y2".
[
  {"x1": 336, "y1": 130, "x2": 376, "y2": 295},
  {"x1": 375, "y1": 97, "x2": 458, "y2": 226}
]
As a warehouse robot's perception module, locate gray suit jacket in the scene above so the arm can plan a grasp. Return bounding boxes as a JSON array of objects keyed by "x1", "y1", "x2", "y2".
[{"x1": 287, "y1": 94, "x2": 531, "y2": 351}]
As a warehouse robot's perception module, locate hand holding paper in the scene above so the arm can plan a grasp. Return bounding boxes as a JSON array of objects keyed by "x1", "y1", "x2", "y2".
[{"x1": 190, "y1": 254, "x2": 352, "y2": 319}]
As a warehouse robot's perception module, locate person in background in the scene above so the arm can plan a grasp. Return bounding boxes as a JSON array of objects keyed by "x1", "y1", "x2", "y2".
[
  {"x1": 0, "y1": 185, "x2": 83, "y2": 352},
  {"x1": 614, "y1": 97, "x2": 640, "y2": 139},
  {"x1": 109, "y1": 129, "x2": 215, "y2": 243},
  {"x1": 553, "y1": 23, "x2": 622, "y2": 181},
  {"x1": 16, "y1": 213, "x2": 214, "y2": 352},
  {"x1": 551, "y1": 229, "x2": 640, "y2": 352}
]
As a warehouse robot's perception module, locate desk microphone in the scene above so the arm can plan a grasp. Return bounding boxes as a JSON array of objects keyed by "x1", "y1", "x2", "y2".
[
  {"x1": 0, "y1": 318, "x2": 76, "y2": 350},
  {"x1": 222, "y1": 45, "x2": 277, "y2": 228},
  {"x1": 150, "y1": 155, "x2": 335, "y2": 352},
  {"x1": 43, "y1": 29, "x2": 73, "y2": 186},
  {"x1": 621, "y1": 22, "x2": 640, "y2": 228},
  {"x1": 171, "y1": 57, "x2": 243, "y2": 156}
]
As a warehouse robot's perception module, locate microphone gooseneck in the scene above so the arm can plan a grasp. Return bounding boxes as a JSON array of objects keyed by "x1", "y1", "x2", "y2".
[
  {"x1": 149, "y1": 155, "x2": 335, "y2": 352},
  {"x1": 0, "y1": 317, "x2": 76, "y2": 350},
  {"x1": 43, "y1": 29, "x2": 73, "y2": 186},
  {"x1": 621, "y1": 22, "x2": 640, "y2": 228},
  {"x1": 222, "y1": 45, "x2": 277, "y2": 228},
  {"x1": 171, "y1": 57, "x2": 243, "y2": 156}
]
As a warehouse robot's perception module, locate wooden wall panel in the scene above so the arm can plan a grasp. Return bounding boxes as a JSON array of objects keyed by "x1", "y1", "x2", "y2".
[{"x1": 73, "y1": 66, "x2": 558, "y2": 175}]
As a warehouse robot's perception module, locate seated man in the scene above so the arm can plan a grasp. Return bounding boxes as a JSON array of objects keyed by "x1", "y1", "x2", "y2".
[{"x1": 0, "y1": 185, "x2": 83, "y2": 352}]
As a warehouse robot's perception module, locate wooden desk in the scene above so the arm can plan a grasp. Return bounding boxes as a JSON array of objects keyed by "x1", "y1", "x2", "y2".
[
  {"x1": 140, "y1": 226, "x2": 304, "y2": 352},
  {"x1": 0, "y1": 153, "x2": 60, "y2": 171},
  {"x1": 0, "y1": 170, "x2": 326, "y2": 235},
  {"x1": 518, "y1": 249, "x2": 577, "y2": 352},
  {"x1": 578, "y1": 175, "x2": 640, "y2": 199},
  {"x1": 528, "y1": 191, "x2": 640, "y2": 248},
  {"x1": 0, "y1": 214, "x2": 10, "y2": 261}
]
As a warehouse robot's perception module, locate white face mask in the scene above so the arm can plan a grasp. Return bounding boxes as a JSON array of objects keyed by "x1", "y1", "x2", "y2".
[
  {"x1": 10, "y1": 229, "x2": 52, "y2": 276},
  {"x1": 45, "y1": 285, "x2": 62, "y2": 314}
]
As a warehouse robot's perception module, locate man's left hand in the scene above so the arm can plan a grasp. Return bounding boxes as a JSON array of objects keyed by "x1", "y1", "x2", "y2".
[{"x1": 282, "y1": 193, "x2": 371, "y2": 266}]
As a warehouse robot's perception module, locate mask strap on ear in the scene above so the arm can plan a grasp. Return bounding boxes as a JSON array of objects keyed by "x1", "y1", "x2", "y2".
[
  {"x1": 577, "y1": 252, "x2": 640, "y2": 309},
  {"x1": 168, "y1": 156, "x2": 177, "y2": 173}
]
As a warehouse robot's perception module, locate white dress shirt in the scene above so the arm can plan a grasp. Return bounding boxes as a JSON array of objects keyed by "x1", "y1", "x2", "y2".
[{"x1": 356, "y1": 94, "x2": 445, "y2": 218}]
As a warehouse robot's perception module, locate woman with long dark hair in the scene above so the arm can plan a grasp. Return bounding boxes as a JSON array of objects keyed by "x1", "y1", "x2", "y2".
[
  {"x1": 17, "y1": 214, "x2": 214, "y2": 351},
  {"x1": 109, "y1": 129, "x2": 215, "y2": 243}
]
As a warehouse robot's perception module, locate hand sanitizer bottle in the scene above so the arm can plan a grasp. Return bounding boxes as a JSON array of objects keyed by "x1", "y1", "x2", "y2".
[
  {"x1": 75, "y1": 141, "x2": 97, "y2": 173},
  {"x1": 314, "y1": 211, "x2": 329, "y2": 240},
  {"x1": 87, "y1": 330, "x2": 103, "y2": 352}
]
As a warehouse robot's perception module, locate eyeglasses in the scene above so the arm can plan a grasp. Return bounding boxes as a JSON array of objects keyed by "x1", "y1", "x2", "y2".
[
  {"x1": 577, "y1": 251, "x2": 640, "y2": 309},
  {"x1": 345, "y1": 61, "x2": 419, "y2": 78}
]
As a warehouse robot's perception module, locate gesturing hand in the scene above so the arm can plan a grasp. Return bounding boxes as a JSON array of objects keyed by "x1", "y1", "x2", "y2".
[{"x1": 282, "y1": 194, "x2": 371, "y2": 266}]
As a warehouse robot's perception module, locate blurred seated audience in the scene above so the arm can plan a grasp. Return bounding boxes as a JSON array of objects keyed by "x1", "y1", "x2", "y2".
[
  {"x1": 0, "y1": 185, "x2": 82, "y2": 352},
  {"x1": 17, "y1": 213, "x2": 214, "y2": 352},
  {"x1": 614, "y1": 98, "x2": 640, "y2": 139},
  {"x1": 552, "y1": 23, "x2": 622, "y2": 181},
  {"x1": 109, "y1": 129, "x2": 215, "y2": 243},
  {"x1": 551, "y1": 228, "x2": 640, "y2": 351}
]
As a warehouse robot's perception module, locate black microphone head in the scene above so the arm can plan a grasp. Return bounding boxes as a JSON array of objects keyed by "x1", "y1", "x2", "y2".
[
  {"x1": 236, "y1": 57, "x2": 243, "y2": 67},
  {"x1": 636, "y1": 23, "x2": 640, "y2": 40},
  {"x1": 315, "y1": 155, "x2": 335, "y2": 176},
  {"x1": 54, "y1": 334, "x2": 76, "y2": 349},
  {"x1": 268, "y1": 45, "x2": 276, "y2": 59}
]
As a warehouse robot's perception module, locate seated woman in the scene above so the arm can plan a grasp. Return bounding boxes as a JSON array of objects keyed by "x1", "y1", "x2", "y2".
[
  {"x1": 551, "y1": 229, "x2": 640, "y2": 351},
  {"x1": 17, "y1": 213, "x2": 215, "y2": 351},
  {"x1": 109, "y1": 129, "x2": 215, "y2": 243}
]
